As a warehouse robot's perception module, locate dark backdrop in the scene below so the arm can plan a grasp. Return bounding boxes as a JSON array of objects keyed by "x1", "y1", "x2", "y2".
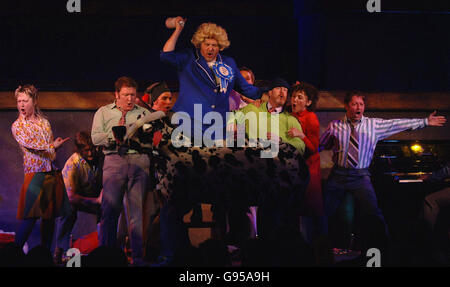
[{"x1": 0, "y1": 0, "x2": 448, "y2": 92}]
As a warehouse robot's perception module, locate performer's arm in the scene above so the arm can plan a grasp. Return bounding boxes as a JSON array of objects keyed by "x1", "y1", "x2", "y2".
[
  {"x1": 11, "y1": 119, "x2": 66, "y2": 161},
  {"x1": 62, "y1": 159, "x2": 101, "y2": 207},
  {"x1": 160, "y1": 17, "x2": 190, "y2": 69},
  {"x1": 288, "y1": 117, "x2": 306, "y2": 155},
  {"x1": 91, "y1": 108, "x2": 114, "y2": 147},
  {"x1": 12, "y1": 121, "x2": 54, "y2": 151},
  {"x1": 319, "y1": 122, "x2": 334, "y2": 152},
  {"x1": 162, "y1": 16, "x2": 185, "y2": 52},
  {"x1": 288, "y1": 114, "x2": 320, "y2": 154},
  {"x1": 232, "y1": 60, "x2": 264, "y2": 100},
  {"x1": 375, "y1": 111, "x2": 446, "y2": 141}
]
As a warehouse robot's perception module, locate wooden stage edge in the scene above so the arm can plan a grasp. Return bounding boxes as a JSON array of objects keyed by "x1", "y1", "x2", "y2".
[{"x1": 1, "y1": 91, "x2": 449, "y2": 111}]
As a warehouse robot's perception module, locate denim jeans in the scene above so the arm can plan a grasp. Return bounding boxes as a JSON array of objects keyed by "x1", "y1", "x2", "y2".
[{"x1": 100, "y1": 153, "x2": 150, "y2": 261}]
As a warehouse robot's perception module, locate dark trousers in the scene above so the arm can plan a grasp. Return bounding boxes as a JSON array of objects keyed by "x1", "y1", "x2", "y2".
[
  {"x1": 159, "y1": 202, "x2": 191, "y2": 258},
  {"x1": 421, "y1": 187, "x2": 450, "y2": 261},
  {"x1": 15, "y1": 218, "x2": 55, "y2": 250},
  {"x1": 257, "y1": 178, "x2": 309, "y2": 239},
  {"x1": 323, "y1": 167, "x2": 389, "y2": 250},
  {"x1": 55, "y1": 202, "x2": 100, "y2": 252},
  {"x1": 423, "y1": 187, "x2": 450, "y2": 231}
]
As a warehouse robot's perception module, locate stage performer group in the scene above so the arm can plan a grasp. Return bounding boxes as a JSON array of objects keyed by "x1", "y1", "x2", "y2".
[{"x1": 10, "y1": 17, "x2": 447, "y2": 267}]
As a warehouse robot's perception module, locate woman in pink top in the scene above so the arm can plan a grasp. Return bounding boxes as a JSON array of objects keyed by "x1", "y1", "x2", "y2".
[{"x1": 11, "y1": 85, "x2": 71, "y2": 250}]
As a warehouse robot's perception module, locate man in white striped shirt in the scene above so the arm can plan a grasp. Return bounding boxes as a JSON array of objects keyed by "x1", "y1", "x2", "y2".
[{"x1": 319, "y1": 91, "x2": 446, "y2": 252}]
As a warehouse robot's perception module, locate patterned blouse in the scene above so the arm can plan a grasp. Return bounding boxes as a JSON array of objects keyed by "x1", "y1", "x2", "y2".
[{"x1": 11, "y1": 115, "x2": 56, "y2": 174}]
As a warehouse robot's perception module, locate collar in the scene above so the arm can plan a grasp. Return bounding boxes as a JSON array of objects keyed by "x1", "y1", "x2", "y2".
[
  {"x1": 19, "y1": 114, "x2": 44, "y2": 125},
  {"x1": 195, "y1": 49, "x2": 222, "y2": 87},
  {"x1": 75, "y1": 152, "x2": 97, "y2": 171},
  {"x1": 111, "y1": 101, "x2": 138, "y2": 111},
  {"x1": 267, "y1": 102, "x2": 283, "y2": 114},
  {"x1": 292, "y1": 109, "x2": 309, "y2": 118},
  {"x1": 75, "y1": 152, "x2": 88, "y2": 165},
  {"x1": 343, "y1": 115, "x2": 365, "y2": 126}
]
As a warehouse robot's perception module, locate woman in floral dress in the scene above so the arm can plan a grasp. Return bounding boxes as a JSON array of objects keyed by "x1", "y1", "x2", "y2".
[{"x1": 11, "y1": 84, "x2": 71, "y2": 250}]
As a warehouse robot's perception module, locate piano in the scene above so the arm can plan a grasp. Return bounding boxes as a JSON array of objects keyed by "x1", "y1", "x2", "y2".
[
  {"x1": 371, "y1": 140, "x2": 450, "y2": 185},
  {"x1": 369, "y1": 139, "x2": 450, "y2": 246}
]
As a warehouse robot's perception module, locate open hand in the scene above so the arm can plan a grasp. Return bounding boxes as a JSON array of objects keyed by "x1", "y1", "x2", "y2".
[
  {"x1": 287, "y1": 127, "x2": 305, "y2": 139},
  {"x1": 252, "y1": 99, "x2": 263, "y2": 108},
  {"x1": 427, "y1": 111, "x2": 446, "y2": 127}
]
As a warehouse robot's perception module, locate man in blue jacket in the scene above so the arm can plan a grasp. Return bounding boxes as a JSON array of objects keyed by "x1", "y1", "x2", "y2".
[{"x1": 160, "y1": 18, "x2": 264, "y2": 142}]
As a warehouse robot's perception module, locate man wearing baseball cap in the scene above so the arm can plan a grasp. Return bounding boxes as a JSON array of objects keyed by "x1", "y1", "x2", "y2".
[{"x1": 232, "y1": 77, "x2": 306, "y2": 155}]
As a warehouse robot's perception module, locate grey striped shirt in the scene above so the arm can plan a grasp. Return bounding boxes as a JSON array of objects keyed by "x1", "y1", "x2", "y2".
[{"x1": 319, "y1": 115, "x2": 428, "y2": 169}]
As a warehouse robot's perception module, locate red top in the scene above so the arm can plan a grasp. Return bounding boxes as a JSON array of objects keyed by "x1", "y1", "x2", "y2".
[{"x1": 292, "y1": 110, "x2": 320, "y2": 156}]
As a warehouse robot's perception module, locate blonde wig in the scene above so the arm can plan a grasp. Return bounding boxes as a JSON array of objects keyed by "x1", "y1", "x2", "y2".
[{"x1": 191, "y1": 22, "x2": 230, "y2": 51}]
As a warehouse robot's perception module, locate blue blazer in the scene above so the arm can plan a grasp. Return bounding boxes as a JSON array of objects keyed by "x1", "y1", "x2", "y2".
[{"x1": 161, "y1": 48, "x2": 263, "y2": 139}]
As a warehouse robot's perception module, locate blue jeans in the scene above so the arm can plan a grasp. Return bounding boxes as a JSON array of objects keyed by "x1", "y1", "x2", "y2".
[
  {"x1": 100, "y1": 153, "x2": 150, "y2": 261},
  {"x1": 323, "y1": 167, "x2": 389, "y2": 249}
]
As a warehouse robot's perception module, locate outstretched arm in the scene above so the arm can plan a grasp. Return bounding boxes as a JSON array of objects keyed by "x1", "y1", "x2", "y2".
[{"x1": 375, "y1": 111, "x2": 446, "y2": 141}]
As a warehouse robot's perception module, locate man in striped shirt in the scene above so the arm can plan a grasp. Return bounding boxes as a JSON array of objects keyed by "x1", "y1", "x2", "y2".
[{"x1": 319, "y1": 91, "x2": 446, "y2": 252}]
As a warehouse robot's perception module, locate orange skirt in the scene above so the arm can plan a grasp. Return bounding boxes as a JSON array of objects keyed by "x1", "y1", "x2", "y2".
[{"x1": 17, "y1": 171, "x2": 71, "y2": 220}]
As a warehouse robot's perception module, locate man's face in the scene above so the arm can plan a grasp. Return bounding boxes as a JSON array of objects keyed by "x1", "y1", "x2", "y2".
[
  {"x1": 240, "y1": 70, "x2": 254, "y2": 85},
  {"x1": 345, "y1": 95, "x2": 365, "y2": 122},
  {"x1": 152, "y1": 91, "x2": 173, "y2": 113},
  {"x1": 115, "y1": 86, "x2": 137, "y2": 112},
  {"x1": 200, "y1": 38, "x2": 219, "y2": 62},
  {"x1": 80, "y1": 144, "x2": 95, "y2": 163},
  {"x1": 268, "y1": 86, "x2": 288, "y2": 108},
  {"x1": 16, "y1": 92, "x2": 35, "y2": 118}
]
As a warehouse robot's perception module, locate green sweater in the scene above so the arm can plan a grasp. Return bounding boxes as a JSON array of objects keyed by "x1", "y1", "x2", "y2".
[{"x1": 231, "y1": 103, "x2": 305, "y2": 155}]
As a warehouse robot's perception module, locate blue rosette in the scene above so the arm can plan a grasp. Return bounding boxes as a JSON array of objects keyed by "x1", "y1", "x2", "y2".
[{"x1": 212, "y1": 62, "x2": 234, "y2": 93}]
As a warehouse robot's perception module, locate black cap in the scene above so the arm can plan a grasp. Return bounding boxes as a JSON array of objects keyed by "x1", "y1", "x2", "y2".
[
  {"x1": 269, "y1": 78, "x2": 290, "y2": 90},
  {"x1": 147, "y1": 82, "x2": 170, "y2": 105}
]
